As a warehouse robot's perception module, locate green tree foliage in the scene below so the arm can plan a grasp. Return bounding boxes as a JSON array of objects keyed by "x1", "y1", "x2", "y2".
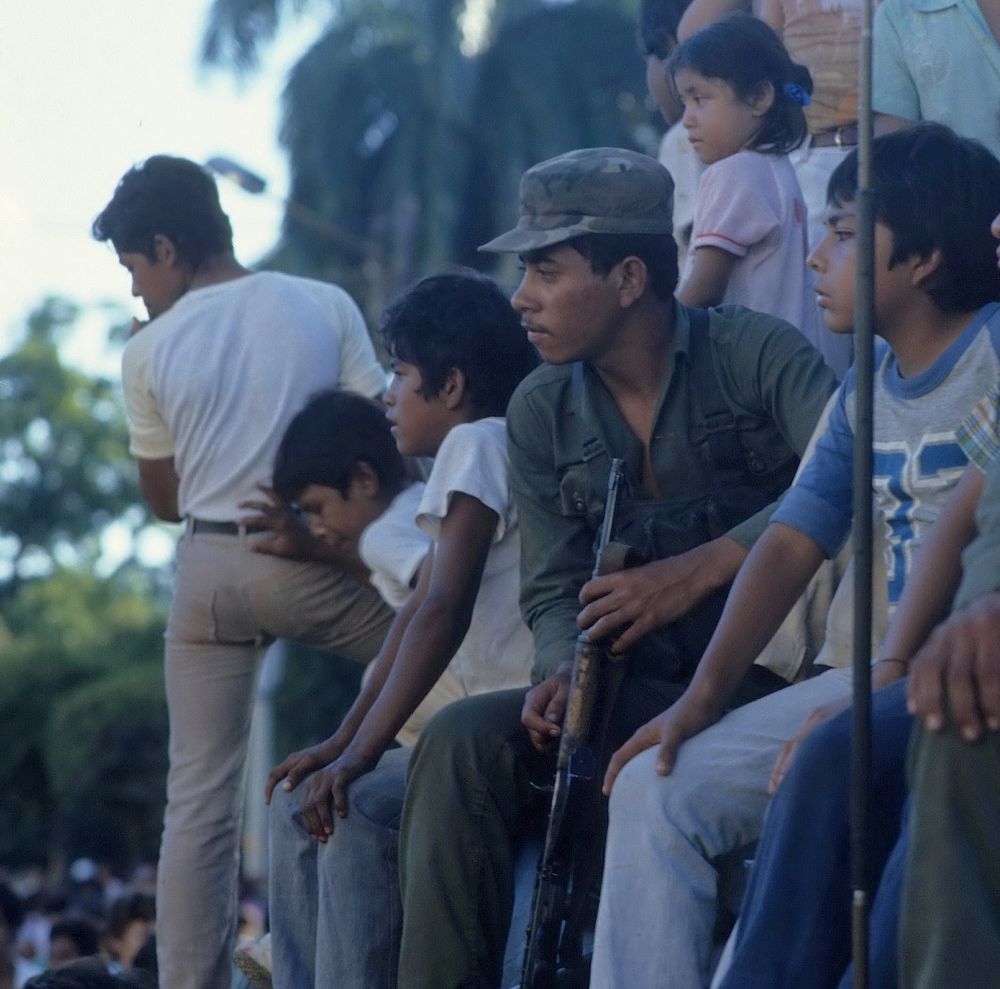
[
  {"x1": 202, "y1": 0, "x2": 653, "y2": 319},
  {"x1": 0, "y1": 298, "x2": 169, "y2": 872},
  {"x1": 0, "y1": 298, "x2": 141, "y2": 599},
  {"x1": 0, "y1": 568, "x2": 167, "y2": 870},
  {"x1": 273, "y1": 643, "x2": 363, "y2": 758},
  {"x1": 47, "y1": 663, "x2": 167, "y2": 874},
  {"x1": 453, "y1": 3, "x2": 654, "y2": 267}
]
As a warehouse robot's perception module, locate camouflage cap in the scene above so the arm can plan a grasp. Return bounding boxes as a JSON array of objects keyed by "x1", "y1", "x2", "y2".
[{"x1": 479, "y1": 147, "x2": 674, "y2": 254}]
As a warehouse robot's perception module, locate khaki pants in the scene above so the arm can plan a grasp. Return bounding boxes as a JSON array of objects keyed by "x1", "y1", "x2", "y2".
[{"x1": 157, "y1": 525, "x2": 393, "y2": 989}]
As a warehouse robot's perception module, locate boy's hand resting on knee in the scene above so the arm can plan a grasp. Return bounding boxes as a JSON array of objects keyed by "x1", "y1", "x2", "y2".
[
  {"x1": 291, "y1": 746, "x2": 380, "y2": 841},
  {"x1": 265, "y1": 736, "x2": 347, "y2": 803},
  {"x1": 602, "y1": 692, "x2": 723, "y2": 795},
  {"x1": 521, "y1": 662, "x2": 572, "y2": 752},
  {"x1": 907, "y1": 590, "x2": 1000, "y2": 741}
]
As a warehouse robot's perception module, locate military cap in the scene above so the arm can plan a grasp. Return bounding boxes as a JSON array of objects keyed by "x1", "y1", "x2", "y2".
[{"x1": 479, "y1": 147, "x2": 674, "y2": 253}]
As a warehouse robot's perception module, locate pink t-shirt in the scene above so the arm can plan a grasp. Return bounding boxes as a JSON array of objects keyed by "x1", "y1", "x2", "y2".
[{"x1": 688, "y1": 151, "x2": 828, "y2": 363}]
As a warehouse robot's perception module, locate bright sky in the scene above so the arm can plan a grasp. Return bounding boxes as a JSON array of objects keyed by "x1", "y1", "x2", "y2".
[{"x1": 0, "y1": 0, "x2": 325, "y2": 375}]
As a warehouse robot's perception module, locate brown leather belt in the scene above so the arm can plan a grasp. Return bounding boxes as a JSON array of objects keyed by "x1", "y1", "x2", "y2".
[
  {"x1": 190, "y1": 519, "x2": 264, "y2": 536},
  {"x1": 811, "y1": 124, "x2": 859, "y2": 148}
]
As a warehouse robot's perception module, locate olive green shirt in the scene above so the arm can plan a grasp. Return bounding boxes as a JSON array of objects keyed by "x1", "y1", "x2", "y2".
[{"x1": 506, "y1": 302, "x2": 837, "y2": 681}]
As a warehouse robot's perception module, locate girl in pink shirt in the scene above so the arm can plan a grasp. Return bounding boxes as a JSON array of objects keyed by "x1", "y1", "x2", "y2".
[{"x1": 670, "y1": 15, "x2": 845, "y2": 376}]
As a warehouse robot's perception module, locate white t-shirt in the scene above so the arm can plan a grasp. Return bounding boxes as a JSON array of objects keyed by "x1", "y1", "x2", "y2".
[
  {"x1": 121, "y1": 271, "x2": 384, "y2": 520},
  {"x1": 389, "y1": 418, "x2": 534, "y2": 744},
  {"x1": 416, "y1": 417, "x2": 534, "y2": 697},
  {"x1": 359, "y1": 482, "x2": 430, "y2": 610},
  {"x1": 687, "y1": 151, "x2": 828, "y2": 362}
]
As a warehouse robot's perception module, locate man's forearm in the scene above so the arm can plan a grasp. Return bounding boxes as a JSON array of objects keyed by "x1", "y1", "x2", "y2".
[{"x1": 138, "y1": 456, "x2": 181, "y2": 522}]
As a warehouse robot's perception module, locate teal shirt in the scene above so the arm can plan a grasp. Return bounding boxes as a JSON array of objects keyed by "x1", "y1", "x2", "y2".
[
  {"x1": 506, "y1": 302, "x2": 838, "y2": 680},
  {"x1": 873, "y1": 0, "x2": 1000, "y2": 158}
]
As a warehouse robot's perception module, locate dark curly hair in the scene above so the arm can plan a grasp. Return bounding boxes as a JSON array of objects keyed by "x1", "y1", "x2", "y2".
[
  {"x1": 380, "y1": 269, "x2": 539, "y2": 417},
  {"x1": 272, "y1": 390, "x2": 406, "y2": 503}
]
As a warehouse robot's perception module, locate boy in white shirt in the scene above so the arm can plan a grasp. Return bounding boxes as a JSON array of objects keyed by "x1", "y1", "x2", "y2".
[{"x1": 264, "y1": 271, "x2": 540, "y2": 989}]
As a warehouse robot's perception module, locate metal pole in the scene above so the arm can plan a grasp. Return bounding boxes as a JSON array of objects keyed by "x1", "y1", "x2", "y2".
[{"x1": 851, "y1": 2, "x2": 876, "y2": 986}]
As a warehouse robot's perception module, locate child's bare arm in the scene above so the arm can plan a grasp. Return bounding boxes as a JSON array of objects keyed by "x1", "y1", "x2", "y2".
[
  {"x1": 264, "y1": 553, "x2": 432, "y2": 804},
  {"x1": 240, "y1": 486, "x2": 371, "y2": 582},
  {"x1": 676, "y1": 246, "x2": 737, "y2": 309},
  {"x1": 769, "y1": 463, "x2": 985, "y2": 790},
  {"x1": 292, "y1": 493, "x2": 499, "y2": 838},
  {"x1": 349, "y1": 493, "x2": 497, "y2": 745}
]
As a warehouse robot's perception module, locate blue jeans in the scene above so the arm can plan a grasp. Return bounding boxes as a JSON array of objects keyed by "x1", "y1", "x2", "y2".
[
  {"x1": 718, "y1": 679, "x2": 912, "y2": 989},
  {"x1": 268, "y1": 746, "x2": 410, "y2": 989},
  {"x1": 838, "y1": 805, "x2": 908, "y2": 989},
  {"x1": 590, "y1": 667, "x2": 854, "y2": 989}
]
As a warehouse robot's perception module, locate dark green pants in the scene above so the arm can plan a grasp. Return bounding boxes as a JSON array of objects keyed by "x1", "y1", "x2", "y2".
[
  {"x1": 398, "y1": 689, "x2": 541, "y2": 989},
  {"x1": 901, "y1": 725, "x2": 1000, "y2": 987},
  {"x1": 396, "y1": 668, "x2": 783, "y2": 989}
]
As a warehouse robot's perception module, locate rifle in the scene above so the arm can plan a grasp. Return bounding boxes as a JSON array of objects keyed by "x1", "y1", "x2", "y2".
[{"x1": 521, "y1": 457, "x2": 626, "y2": 989}]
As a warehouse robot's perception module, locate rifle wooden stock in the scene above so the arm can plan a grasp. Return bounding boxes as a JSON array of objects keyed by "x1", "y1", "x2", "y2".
[
  {"x1": 559, "y1": 636, "x2": 602, "y2": 763},
  {"x1": 521, "y1": 460, "x2": 624, "y2": 988}
]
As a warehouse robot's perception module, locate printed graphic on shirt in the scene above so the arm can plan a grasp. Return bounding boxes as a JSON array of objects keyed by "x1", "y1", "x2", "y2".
[{"x1": 873, "y1": 434, "x2": 968, "y2": 605}]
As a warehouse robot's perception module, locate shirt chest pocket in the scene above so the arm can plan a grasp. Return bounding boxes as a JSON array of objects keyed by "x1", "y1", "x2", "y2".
[{"x1": 556, "y1": 463, "x2": 604, "y2": 527}]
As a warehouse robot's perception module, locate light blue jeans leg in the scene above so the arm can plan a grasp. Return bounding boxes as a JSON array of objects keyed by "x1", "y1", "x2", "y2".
[
  {"x1": 315, "y1": 747, "x2": 410, "y2": 989},
  {"x1": 269, "y1": 747, "x2": 411, "y2": 989},
  {"x1": 590, "y1": 667, "x2": 855, "y2": 989},
  {"x1": 269, "y1": 785, "x2": 320, "y2": 989}
]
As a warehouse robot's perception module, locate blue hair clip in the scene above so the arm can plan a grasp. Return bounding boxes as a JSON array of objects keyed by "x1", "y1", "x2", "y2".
[{"x1": 783, "y1": 83, "x2": 811, "y2": 107}]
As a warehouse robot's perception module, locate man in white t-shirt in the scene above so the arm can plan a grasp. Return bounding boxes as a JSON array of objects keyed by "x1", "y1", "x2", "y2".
[{"x1": 92, "y1": 155, "x2": 393, "y2": 989}]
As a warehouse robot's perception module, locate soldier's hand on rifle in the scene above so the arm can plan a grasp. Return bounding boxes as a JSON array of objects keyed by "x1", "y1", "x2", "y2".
[
  {"x1": 578, "y1": 538, "x2": 746, "y2": 653},
  {"x1": 907, "y1": 589, "x2": 1000, "y2": 742},
  {"x1": 521, "y1": 661, "x2": 573, "y2": 752},
  {"x1": 602, "y1": 691, "x2": 723, "y2": 794}
]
